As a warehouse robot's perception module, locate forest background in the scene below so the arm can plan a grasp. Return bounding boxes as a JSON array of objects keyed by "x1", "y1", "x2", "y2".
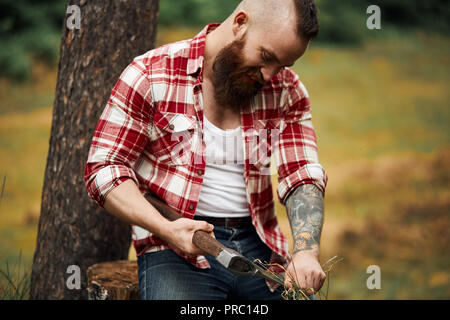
[{"x1": 0, "y1": 0, "x2": 449, "y2": 299}]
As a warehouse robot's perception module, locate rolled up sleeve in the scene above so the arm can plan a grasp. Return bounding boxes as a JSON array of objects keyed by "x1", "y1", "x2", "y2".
[
  {"x1": 275, "y1": 75, "x2": 328, "y2": 205},
  {"x1": 84, "y1": 59, "x2": 153, "y2": 208}
]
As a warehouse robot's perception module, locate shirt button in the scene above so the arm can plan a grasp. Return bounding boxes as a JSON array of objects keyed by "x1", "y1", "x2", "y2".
[
  {"x1": 169, "y1": 124, "x2": 175, "y2": 130},
  {"x1": 197, "y1": 169, "x2": 204, "y2": 176},
  {"x1": 267, "y1": 129, "x2": 271, "y2": 135},
  {"x1": 188, "y1": 204, "x2": 195, "y2": 210}
]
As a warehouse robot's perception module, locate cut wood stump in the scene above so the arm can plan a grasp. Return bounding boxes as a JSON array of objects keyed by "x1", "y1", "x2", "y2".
[{"x1": 87, "y1": 260, "x2": 139, "y2": 300}]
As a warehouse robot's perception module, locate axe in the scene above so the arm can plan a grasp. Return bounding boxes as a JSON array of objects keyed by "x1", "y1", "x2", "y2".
[{"x1": 144, "y1": 193, "x2": 284, "y2": 286}]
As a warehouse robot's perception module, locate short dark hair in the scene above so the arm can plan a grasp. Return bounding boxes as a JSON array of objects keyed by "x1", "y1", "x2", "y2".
[{"x1": 293, "y1": 0, "x2": 320, "y2": 40}]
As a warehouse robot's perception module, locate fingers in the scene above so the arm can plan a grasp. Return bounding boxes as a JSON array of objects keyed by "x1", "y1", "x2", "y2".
[
  {"x1": 201, "y1": 221, "x2": 215, "y2": 233},
  {"x1": 189, "y1": 220, "x2": 216, "y2": 255},
  {"x1": 305, "y1": 270, "x2": 327, "y2": 294},
  {"x1": 190, "y1": 220, "x2": 214, "y2": 232},
  {"x1": 284, "y1": 268, "x2": 327, "y2": 297},
  {"x1": 167, "y1": 218, "x2": 217, "y2": 256},
  {"x1": 193, "y1": 221, "x2": 215, "y2": 237},
  {"x1": 284, "y1": 268, "x2": 306, "y2": 291},
  {"x1": 307, "y1": 271, "x2": 318, "y2": 292},
  {"x1": 317, "y1": 271, "x2": 327, "y2": 291}
]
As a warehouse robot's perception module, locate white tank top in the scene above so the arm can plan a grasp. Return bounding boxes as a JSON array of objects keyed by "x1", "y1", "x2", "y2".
[{"x1": 195, "y1": 116, "x2": 251, "y2": 218}]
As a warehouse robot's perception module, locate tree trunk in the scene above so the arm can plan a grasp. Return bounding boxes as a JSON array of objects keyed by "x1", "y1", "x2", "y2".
[{"x1": 30, "y1": 0, "x2": 159, "y2": 300}]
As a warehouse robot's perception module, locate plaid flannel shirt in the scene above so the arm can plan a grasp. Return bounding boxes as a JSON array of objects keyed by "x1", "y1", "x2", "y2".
[{"x1": 84, "y1": 24, "x2": 327, "y2": 290}]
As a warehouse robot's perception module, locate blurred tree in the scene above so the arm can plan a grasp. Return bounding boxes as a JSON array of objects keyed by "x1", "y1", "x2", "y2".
[{"x1": 29, "y1": 0, "x2": 159, "y2": 300}]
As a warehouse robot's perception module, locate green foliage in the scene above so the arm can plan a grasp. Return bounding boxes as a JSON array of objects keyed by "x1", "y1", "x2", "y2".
[
  {"x1": 159, "y1": 0, "x2": 241, "y2": 27},
  {"x1": 316, "y1": 0, "x2": 368, "y2": 45},
  {"x1": 0, "y1": 39, "x2": 31, "y2": 81},
  {"x1": 316, "y1": 0, "x2": 450, "y2": 45},
  {"x1": 374, "y1": 0, "x2": 450, "y2": 33},
  {"x1": 1, "y1": 0, "x2": 450, "y2": 81},
  {"x1": 0, "y1": 0, "x2": 64, "y2": 81}
]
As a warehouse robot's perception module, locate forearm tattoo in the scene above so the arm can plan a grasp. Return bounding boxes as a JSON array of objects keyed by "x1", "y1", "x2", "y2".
[{"x1": 285, "y1": 184, "x2": 324, "y2": 254}]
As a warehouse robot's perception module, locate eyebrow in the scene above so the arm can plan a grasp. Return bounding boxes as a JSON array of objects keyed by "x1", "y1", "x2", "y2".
[{"x1": 261, "y1": 47, "x2": 294, "y2": 68}]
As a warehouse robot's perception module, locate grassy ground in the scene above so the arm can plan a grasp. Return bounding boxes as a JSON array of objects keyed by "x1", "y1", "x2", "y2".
[{"x1": 0, "y1": 28, "x2": 449, "y2": 299}]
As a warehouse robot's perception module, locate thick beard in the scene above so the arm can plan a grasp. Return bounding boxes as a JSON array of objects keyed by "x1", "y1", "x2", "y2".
[{"x1": 211, "y1": 38, "x2": 264, "y2": 113}]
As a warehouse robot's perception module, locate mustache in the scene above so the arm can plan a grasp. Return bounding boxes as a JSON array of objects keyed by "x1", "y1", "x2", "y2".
[{"x1": 245, "y1": 70, "x2": 265, "y2": 88}]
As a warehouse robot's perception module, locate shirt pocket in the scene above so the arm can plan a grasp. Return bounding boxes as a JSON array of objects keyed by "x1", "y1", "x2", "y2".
[{"x1": 148, "y1": 111, "x2": 198, "y2": 165}]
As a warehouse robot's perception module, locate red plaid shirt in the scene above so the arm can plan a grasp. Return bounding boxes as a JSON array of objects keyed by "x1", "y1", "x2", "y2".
[{"x1": 84, "y1": 24, "x2": 327, "y2": 288}]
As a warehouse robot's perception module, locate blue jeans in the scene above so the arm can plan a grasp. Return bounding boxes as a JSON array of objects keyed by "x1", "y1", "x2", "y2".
[{"x1": 137, "y1": 224, "x2": 284, "y2": 300}]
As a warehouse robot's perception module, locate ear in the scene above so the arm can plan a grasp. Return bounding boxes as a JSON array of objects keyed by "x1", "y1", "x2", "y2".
[{"x1": 232, "y1": 11, "x2": 249, "y2": 40}]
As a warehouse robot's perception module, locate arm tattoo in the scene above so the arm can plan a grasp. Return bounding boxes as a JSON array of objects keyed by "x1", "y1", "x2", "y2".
[{"x1": 285, "y1": 184, "x2": 324, "y2": 254}]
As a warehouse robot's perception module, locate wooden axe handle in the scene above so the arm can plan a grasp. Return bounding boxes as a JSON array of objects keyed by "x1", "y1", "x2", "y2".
[{"x1": 144, "y1": 193, "x2": 225, "y2": 257}]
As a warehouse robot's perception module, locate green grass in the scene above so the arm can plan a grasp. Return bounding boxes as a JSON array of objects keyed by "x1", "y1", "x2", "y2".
[
  {"x1": 0, "y1": 251, "x2": 31, "y2": 300},
  {"x1": 295, "y1": 32, "x2": 450, "y2": 165},
  {"x1": 0, "y1": 28, "x2": 449, "y2": 299}
]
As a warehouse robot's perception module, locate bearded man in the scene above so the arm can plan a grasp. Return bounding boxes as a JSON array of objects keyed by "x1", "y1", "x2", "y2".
[{"x1": 85, "y1": 0, "x2": 328, "y2": 300}]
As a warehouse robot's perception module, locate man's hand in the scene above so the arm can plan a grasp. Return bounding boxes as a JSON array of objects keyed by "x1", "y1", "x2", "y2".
[
  {"x1": 103, "y1": 180, "x2": 215, "y2": 257},
  {"x1": 162, "y1": 218, "x2": 215, "y2": 257},
  {"x1": 284, "y1": 250, "x2": 326, "y2": 295}
]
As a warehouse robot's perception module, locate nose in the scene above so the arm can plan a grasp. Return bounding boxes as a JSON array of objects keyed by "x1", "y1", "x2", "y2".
[{"x1": 260, "y1": 66, "x2": 281, "y2": 82}]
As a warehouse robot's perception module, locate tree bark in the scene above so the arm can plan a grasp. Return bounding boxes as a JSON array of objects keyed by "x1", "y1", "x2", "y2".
[{"x1": 30, "y1": 0, "x2": 159, "y2": 300}]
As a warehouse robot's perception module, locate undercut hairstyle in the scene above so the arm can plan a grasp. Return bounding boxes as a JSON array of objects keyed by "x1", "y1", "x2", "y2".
[
  {"x1": 240, "y1": 0, "x2": 319, "y2": 41},
  {"x1": 293, "y1": 0, "x2": 320, "y2": 40}
]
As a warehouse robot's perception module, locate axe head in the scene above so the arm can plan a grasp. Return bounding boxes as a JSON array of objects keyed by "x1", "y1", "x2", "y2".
[
  {"x1": 216, "y1": 247, "x2": 256, "y2": 276},
  {"x1": 216, "y1": 247, "x2": 285, "y2": 285}
]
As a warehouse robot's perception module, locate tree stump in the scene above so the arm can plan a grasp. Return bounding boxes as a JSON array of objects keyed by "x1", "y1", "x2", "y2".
[{"x1": 87, "y1": 260, "x2": 140, "y2": 300}]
